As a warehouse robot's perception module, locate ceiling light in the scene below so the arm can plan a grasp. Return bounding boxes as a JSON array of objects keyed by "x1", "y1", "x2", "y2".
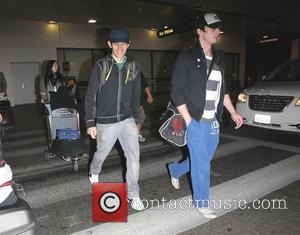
[
  {"x1": 259, "y1": 37, "x2": 279, "y2": 44},
  {"x1": 148, "y1": 28, "x2": 157, "y2": 31},
  {"x1": 88, "y1": 19, "x2": 97, "y2": 24},
  {"x1": 48, "y1": 21, "x2": 57, "y2": 24},
  {"x1": 220, "y1": 31, "x2": 224, "y2": 34}
]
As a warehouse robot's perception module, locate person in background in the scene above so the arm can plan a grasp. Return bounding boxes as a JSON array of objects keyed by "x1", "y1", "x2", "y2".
[
  {"x1": 65, "y1": 77, "x2": 80, "y2": 103},
  {"x1": 137, "y1": 73, "x2": 154, "y2": 142},
  {"x1": 0, "y1": 72, "x2": 7, "y2": 95},
  {"x1": 40, "y1": 60, "x2": 64, "y2": 103},
  {"x1": 85, "y1": 28, "x2": 144, "y2": 211},
  {"x1": 168, "y1": 12, "x2": 243, "y2": 219}
]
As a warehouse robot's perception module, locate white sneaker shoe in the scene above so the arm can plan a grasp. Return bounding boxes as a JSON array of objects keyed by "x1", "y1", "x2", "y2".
[
  {"x1": 197, "y1": 207, "x2": 217, "y2": 219},
  {"x1": 170, "y1": 176, "x2": 180, "y2": 189},
  {"x1": 89, "y1": 172, "x2": 99, "y2": 184},
  {"x1": 128, "y1": 197, "x2": 145, "y2": 211}
]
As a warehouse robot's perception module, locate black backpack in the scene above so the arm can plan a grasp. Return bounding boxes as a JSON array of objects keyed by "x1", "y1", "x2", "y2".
[{"x1": 159, "y1": 102, "x2": 187, "y2": 147}]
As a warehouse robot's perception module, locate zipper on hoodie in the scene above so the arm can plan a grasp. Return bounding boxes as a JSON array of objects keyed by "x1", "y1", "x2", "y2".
[{"x1": 117, "y1": 67, "x2": 122, "y2": 122}]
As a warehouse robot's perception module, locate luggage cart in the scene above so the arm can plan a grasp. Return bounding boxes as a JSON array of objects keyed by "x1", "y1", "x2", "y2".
[{"x1": 44, "y1": 104, "x2": 88, "y2": 172}]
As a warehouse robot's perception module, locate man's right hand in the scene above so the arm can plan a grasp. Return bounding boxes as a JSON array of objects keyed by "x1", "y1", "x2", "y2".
[
  {"x1": 87, "y1": 127, "x2": 97, "y2": 139},
  {"x1": 185, "y1": 117, "x2": 192, "y2": 127},
  {"x1": 147, "y1": 94, "x2": 154, "y2": 104},
  {"x1": 176, "y1": 104, "x2": 192, "y2": 127}
]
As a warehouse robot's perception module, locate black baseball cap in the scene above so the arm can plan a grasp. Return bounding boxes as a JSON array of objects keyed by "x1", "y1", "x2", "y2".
[
  {"x1": 109, "y1": 28, "x2": 130, "y2": 43},
  {"x1": 196, "y1": 13, "x2": 222, "y2": 29}
]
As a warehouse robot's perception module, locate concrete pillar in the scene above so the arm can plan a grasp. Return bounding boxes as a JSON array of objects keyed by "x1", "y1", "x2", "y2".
[{"x1": 290, "y1": 38, "x2": 300, "y2": 59}]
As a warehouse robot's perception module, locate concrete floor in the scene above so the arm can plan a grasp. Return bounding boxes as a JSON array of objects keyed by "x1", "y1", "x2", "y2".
[{"x1": 2, "y1": 102, "x2": 300, "y2": 235}]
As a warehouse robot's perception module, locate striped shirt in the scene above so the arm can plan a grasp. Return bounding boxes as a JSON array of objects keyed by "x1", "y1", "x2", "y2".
[{"x1": 202, "y1": 56, "x2": 222, "y2": 120}]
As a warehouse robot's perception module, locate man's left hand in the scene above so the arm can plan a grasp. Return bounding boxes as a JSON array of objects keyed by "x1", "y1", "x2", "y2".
[{"x1": 231, "y1": 112, "x2": 243, "y2": 129}]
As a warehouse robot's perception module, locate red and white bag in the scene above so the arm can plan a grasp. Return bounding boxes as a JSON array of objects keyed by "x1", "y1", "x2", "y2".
[{"x1": 0, "y1": 160, "x2": 17, "y2": 207}]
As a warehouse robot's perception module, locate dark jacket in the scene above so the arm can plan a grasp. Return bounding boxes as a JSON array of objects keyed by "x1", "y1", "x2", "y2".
[
  {"x1": 85, "y1": 55, "x2": 141, "y2": 127},
  {"x1": 171, "y1": 42, "x2": 228, "y2": 122},
  {"x1": 40, "y1": 74, "x2": 64, "y2": 103}
]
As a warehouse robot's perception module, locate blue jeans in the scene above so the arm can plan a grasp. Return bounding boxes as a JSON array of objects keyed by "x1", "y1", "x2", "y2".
[
  {"x1": 169, "y1": 118, "x2": 219, "y2": 208},
  {"x1": 90, "y1": 118, "x2": 140, "y2": 199}
]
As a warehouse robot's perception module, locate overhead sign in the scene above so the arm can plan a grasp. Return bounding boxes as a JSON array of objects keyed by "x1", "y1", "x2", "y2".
[
  {"x1": 157, "y1": 17, "x2": 197, "y2": 39},
  {"x1": 157, "y1": 28, "x2": 175, "y2": 38}
]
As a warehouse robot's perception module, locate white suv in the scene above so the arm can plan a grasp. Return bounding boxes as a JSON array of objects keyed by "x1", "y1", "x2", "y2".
[{"x1": 236, "y1": 59, "x2": 300, "y2": 132}]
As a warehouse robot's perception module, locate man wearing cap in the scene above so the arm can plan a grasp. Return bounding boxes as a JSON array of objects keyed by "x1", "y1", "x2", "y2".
[
  {"x1": 168, "y1": 13, "x2": 243, "y2": 218},
  {"x1": 85, "y1": 28, "x2": 144, "y2": 211}
]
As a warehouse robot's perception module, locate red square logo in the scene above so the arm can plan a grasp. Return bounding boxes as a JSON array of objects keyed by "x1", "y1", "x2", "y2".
[{"x1": 92, "y1": 183, "x2": 128, "y2": 222}]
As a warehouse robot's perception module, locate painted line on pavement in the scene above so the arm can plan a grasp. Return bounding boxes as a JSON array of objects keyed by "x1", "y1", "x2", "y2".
[
  {"x1": 214, "y1": 139, "x2": 259, "y2": 159},
  {"x1": 21, "y1": 138, "x2": 268, "y2": 209},
  {"x1": 4, "y1": 133, "x2": 165, "y2": 160},
  {"x1": 73, "y1": 154, "x2": 300, "y2": 235},
  {"x1": 4, "y1": 146, "x2": 46, "y2": 158},
  {"x1": 222, "y1": 133, "x2": 300, "y2": 154},
  {"x1": 3, "y1": 129, "x2": 45, "y2": 139},
  {"x1": 20, "y1": 151, "x2": 182, "y2": 208},
  {"x1": 3, "y1": 136, "x2": 47, "y2": 148}
]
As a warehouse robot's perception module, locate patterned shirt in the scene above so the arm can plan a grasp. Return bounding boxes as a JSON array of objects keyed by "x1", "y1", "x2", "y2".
[{"x1": 202, "y1": 55, "x2": 222, "y2": 120}]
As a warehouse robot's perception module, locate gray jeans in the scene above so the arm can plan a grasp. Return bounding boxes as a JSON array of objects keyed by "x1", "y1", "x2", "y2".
[{"x1": 90, "y1": 118, "x2": 140, "y2": 198}]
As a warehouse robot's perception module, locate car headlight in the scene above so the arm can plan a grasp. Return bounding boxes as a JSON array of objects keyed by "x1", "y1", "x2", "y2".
[
  {"x1": 296, "y1": 97, "x2": 300, "y2": 106},
  {"x1": 237, "y1": 92, "x2": 247, "y2": 103}
]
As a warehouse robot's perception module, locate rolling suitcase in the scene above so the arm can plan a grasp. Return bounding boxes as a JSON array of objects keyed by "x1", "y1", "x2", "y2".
[
  {"x1": 52, "y1": 138, "x2": 89, "y2": 157},
  {"x1": 0, "y1": 198, "x2": 35, "y2": 235},
  {"x1": 0, "y1": 100, "x2": 10, "y2": 109},
  {"x1": 51, "y1": 137, "x2": 89, "y2": 171}
]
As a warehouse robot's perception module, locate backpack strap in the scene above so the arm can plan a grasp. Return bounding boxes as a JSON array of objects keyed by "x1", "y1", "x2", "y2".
[
  {"x1": 125, "y1": 60, "x2": 139, "y2": 84},
  {"x1": 99, "y1": 55, "x2": 140, "y2": 85},
  {"x1": 98, "y1": 56, "x2": 113, "y2": 86},
  {"x1": 0, "y1": 181, "x2": 13, "y2": 188},
  {"x1": 91, "y1": 59, "x2": 107, "y2": 119}
]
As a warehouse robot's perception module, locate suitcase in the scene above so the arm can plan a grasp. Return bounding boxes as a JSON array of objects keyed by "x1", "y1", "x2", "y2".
[
  {"x1": 0, "y1": 198, "x2": 35, "y2": 235},
  {"x1": 56, "y1": 128, "x2": 80, "y2": 140},
  {"x1": 0, "y1": 100, "x2": 11, "y2": 109},
  {"x1": 52, "y1": 138, "x2": 89, "y2": 157}
]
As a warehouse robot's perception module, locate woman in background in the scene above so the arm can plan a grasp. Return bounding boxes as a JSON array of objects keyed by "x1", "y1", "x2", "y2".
[{"x1": 40, "y1": 60, "x2": 64, "y2": 103}]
